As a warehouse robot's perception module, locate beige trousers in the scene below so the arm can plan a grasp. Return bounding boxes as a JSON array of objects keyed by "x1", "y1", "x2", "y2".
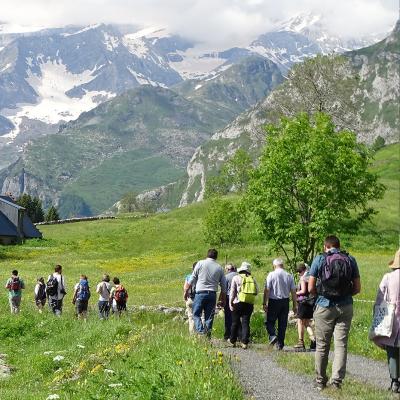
[
  {"x1": 314, "y1": 303, "x2": 353, "y2": 385},
  {"x1": 186, "y1": 298, "x2": 195, "y2": 334}
]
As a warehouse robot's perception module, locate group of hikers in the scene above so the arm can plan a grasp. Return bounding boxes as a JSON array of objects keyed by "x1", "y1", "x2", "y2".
[
  {"x1": 4, "y1": 235, "x2": 400, "y2": 393},
  {"x1": 5, "y1": 265, "x2": 129, "y2": 319},
  {"x1": 183, "y1": 237, "x2": 400, "y2": 394}
]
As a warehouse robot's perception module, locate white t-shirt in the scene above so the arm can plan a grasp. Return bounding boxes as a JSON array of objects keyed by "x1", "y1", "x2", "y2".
[
  {"x1": 47, "y1": 273, "x2": 66, "y2": 300},
  {"x1": 96, "y1": 281, "x2": 112, "y2": 302}
]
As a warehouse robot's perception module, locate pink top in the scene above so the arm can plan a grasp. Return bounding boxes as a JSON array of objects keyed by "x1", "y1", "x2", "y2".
[{"x1": 373, "y1": 269, "x2": 400, "y2": 348}]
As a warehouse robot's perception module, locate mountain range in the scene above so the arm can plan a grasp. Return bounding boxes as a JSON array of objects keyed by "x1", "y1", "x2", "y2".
[{"x1": 0, "y1": 14, "x2": 396, "y2": 217}]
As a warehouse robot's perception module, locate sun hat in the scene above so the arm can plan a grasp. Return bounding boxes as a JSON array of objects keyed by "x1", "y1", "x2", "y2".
[
  {"x1": 238, "y1": 262, "x2": 251, "y2": 273},
  {"x1": 388, "y1": 248, "x2": 400, "y2": 269}
]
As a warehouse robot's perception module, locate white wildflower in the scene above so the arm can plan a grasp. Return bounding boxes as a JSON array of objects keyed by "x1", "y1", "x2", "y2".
[
  {"x1": 76, "y1": 344, "x2": 85, "y2": 349},
  {"x1": 104, "y1": 369, "x2": 115, "y2": 374},
  {"x1": 46, "y1": 395, "x2": 60, "y2": 400},
  {"x1": 108, "y1": 383, "x2": 123, "y2": 388},
  {"x1": 53, "y1": 355, "x2": 64, "y2": 362},
  {"x1": 43, "y1": 351, "x2": 54, "y2": 355}
]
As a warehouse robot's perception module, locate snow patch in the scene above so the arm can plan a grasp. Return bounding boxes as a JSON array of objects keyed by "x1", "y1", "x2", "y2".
[
  {"x1": 2, "y1": 61, "x2": 115, "y2": 142},
  {"x1": 103, "y1": 32, "x2": 120, "y2": 51},
  {"x1": 61, "y1": 24, "x2": 102, "y2": 37},
  {"x1": 0, "y1": 63, "x2": 12, "y2": 73},
  {"x1": 129, "y1": 26, "x2": 169, "y2": 40},
  {"x1": 123, "y1": 34, "x2": 149, "y2": 58}
]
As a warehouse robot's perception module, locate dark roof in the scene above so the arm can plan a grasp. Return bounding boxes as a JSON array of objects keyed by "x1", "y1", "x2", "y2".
[
  {"x1": 22, "y1": 214, "x2": 42, "y2": 239},
  {"x1": 0, "y1": 212, "x2": 18, "y2": 237},
  {"x1": 0, "y1": 196, "x2": 25, "y2": 210}
]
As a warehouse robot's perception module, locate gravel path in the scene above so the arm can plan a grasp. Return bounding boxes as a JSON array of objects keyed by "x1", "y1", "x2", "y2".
[{"x1": 213, "y1": 341, "x2": 329, "y2": 400}]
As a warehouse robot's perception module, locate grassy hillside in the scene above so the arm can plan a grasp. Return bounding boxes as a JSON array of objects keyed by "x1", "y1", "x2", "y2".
[{"x1": 0, "y1": 144, "x2": 398, "y2": 398}]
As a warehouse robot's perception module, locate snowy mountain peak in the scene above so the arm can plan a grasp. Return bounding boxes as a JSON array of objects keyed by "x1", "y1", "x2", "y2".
[{"x1": 277, "y1": 12, "x2": 322, "y2": 33}]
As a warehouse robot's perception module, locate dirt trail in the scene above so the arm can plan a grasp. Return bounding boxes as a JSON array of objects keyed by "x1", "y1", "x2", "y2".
[
  {"x1": 213, "y1": 340, "x2": 390, "y2": 399},
  {"x1": 213, "y1": 341, "x2": 329, "y2": 400}
]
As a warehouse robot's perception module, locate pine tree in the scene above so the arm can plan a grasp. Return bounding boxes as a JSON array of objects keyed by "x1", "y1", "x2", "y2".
[{"x1": 45, "y1": 206, "x2": 60, "y2": 222}]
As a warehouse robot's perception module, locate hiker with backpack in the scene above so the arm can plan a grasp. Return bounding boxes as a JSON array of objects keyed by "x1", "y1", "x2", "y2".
[
  {"x1": 72, "y1": 275, "x2": 91, "y2": 320},
  {"x1": 34, "y1": 277, "x2": 47, "y2": 313},
  {"x1": 110, "y1": 277, "x2": 128, "y2": 315},
  {"x1": 308, "y1": 235, "x2": 361, "y2": 390},
  {"x1": 5, "y1": 270, "x2": 25, "y2": 314},
  {"x1": 263, "y1": 258, "x2": 297, "y2": 350},
  {"x1": 96, "y1": 274, "x2": 112, "y2": 319},
  {"x1": 294, "y1": 263, "x2": 316, "y2": 351},
  {"x1": 47, "y1": 265, "x2": 66, "y2": 316},
  {"x1": 229, "y1": 262, "x2": 258, "y2": 349},
  {"x1": 370, "y1": 248, "x2": 400, "y2": 394},
  {"x1": 183, "y1": 262, "x2": 198, "y2": 334}
]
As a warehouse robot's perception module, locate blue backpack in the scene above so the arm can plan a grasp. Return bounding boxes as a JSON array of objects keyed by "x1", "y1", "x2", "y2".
[{"x1": 77, "y1": 279, "x2": 90, "y2": 301}]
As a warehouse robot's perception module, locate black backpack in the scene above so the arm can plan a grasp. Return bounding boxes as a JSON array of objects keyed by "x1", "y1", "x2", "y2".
[
  {"x1": 317, "y1": 251, "x2": 353, "y2": 298},
  {"x1": 46, "y1": 276, "x2": 59, "y2": 296},
  {"x1": 36, "y1": 283, "x2": 46, "y2": 301}
]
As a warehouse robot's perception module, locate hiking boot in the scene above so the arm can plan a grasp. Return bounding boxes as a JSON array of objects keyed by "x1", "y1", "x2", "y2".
[
  {"x1": 309, "y1": 340, "x2": 316, "y2": 351},
  {"x1": 269, "y1": 335, "x2": 278, "y2": 346},
  {"x1": 228, "y1": 340, "x2": 236, "y2": 348},
  {"x1": 241, "y1": 343, "x2": 248, "y2": 349},
  {"x1": 389, "y1": 380, "x2": 400, "y2": 393},
  {"x1": 330, "y1": 381, "x2": 341, "y2": 390},
  {"x1": 293, "y1": 339, "x2": 305, "y2": 350},
  {"x1": 313, "y1": 380, "x2": 326, "y2": 391}
]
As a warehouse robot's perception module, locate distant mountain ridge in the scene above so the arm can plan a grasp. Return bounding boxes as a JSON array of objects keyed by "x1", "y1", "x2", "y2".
[{"x1": 176, "y1": 21, "x2": 400, "y2": 207}]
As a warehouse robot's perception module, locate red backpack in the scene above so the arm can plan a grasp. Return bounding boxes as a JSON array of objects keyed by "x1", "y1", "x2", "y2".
[
  {"x1": 114, "y1": 286, "x2": 128, "y2": 304},
  {"x1": 9, "y1": 277, "x2": 21, "y2": 291}
]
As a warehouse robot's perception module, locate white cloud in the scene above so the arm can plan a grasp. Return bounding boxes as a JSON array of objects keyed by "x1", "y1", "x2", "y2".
[{"x1": 1, "y1": 0, "x2": 397, "y2": 48}]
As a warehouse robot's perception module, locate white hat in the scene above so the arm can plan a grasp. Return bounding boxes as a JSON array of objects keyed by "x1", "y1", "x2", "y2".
[
  {"x1": 238, "y1": 262, "x2": 251, "y2": 273},
  {"x1": 273, "y1": 258, "x2": 284, "y2": 267}
]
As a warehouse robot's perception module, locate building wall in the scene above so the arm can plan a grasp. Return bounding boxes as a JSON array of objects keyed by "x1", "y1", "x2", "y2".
[{"x1": 0, "y1": 200, "x2": 24, "y2": 239}]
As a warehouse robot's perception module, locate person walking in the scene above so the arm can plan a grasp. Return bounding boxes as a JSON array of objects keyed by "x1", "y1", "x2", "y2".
[
  {"x1": 294, "y1": 263, "x2": 316, "y2": 351},
  {"x1": 34, "y1": 277, "x2": 47, "y2": 313},
  {"x1": 183, "y1": 262, "x2": 198, "y2": 334},
  {"x1": 5, "y1": 270, "x2": 25, "y2": 314},
  {"x1": 224, "y1": 263, "x2": 238, "y2": 341},
  {"x1": 308, "y1": 235, "x2": 361, "y2": 390},
  {"x1": 96, "y1": 274, "x2": 112, "y2": 319},
  {"x1": 371, "y1": 248, "x2": 400, "y2": 393},
  {"x1": 185, "y1": 249, "x2": 226, "y2": 337},
  {"x1": 110, "y1": 277, "x2": 128, "y2": 316},
  {"x1": 72, "y1": 275, "x2": 91, "y2": 320},
  {"x1": 229, "y1": 262, "x2": 258, "y2": 349},
  {"x1": 263, "y1": 258, "x2": 297, "y2": 350},
  {"x1": 47, "y1": 265, "x2": 66, "y2": 316}
]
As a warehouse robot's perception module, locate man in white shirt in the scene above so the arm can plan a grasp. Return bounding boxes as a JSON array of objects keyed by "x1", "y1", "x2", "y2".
[
  {"x1": 263, "y1": 258, "x2": 297, "y2": 350},
  {"x1": 96, "y1": 274, "x2": 112, "y2": 319},
  {"x1": 47, "y1": 264, "x2": 66, "y2": 316}
]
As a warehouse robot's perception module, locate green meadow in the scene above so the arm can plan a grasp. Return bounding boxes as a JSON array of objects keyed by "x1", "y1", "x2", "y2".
[{"x1": 0, "y1": 144, "x2": 398, "y2": 399}]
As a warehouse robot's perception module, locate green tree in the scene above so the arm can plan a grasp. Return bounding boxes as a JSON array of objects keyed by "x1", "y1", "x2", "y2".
[
  {"x1": 205, "y1": 149, "x2": 253, "y2": 198},
  {"x1": 17, "y1": 194, "x2": 45, "y2": 223},
  {"x1": 45, "y1": 205, "x2": 60, "y2": 222},
  {"x1": 119, "y1": 192, "x2": 139, "y2": 213},
  {"x1": 266, "y1": 55, "x2": 360, "y2": 133},
  {"x1": 203, "y1": 197, "x2": 245, "y2": 247},
  {"x1": 246, "y1": 113, "x2": 384, "y2": 270}
]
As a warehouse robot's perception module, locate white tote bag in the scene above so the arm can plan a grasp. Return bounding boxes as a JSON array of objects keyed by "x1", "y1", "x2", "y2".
[{"x1": 369, "y1": 291, "x2": 396, "y2": 339}]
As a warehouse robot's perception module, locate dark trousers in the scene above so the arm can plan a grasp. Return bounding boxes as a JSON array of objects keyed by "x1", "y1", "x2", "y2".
[
  {"x1": 231, "y1": 302, "x2": 254, "y2": 345},
  {"x1": 265, "y1": 298, "x2": 289, "y2": 349},
  {"x1": 387, "y1": 345, "x2": 400, "y2": 380},
  {"x1": 224, "y1": 296, "x2": 233, "y2": 339},
  {"x1": 98, "y1": 300, "x2": 110, "y2": 319}
]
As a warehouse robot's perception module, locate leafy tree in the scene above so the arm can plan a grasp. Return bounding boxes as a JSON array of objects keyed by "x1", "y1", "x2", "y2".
[
  {"x1": 205, "y1": 149, "x2": 253, "y2": 198},
  {"x1": 119, "y1": 192, "x2": 139, "y2": 213},
  {"x1": 371, "y1": 136, "x2": 386, "y2": 152},
  {"x1": 203, "y1": 197, "x2": 245, "y2": 247},
  {"x1": 265, "y1": 55, "x2": 360, "y2": 133},
  {"x1": 45, "y1": 206, "x2": 60, "y2": 222},
  {"x1": 17, "y1": 194, "x2": 45, "y2": 223},
  {"x1": 246, "y1": 113, "x2": 384, "y2": 270}
]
